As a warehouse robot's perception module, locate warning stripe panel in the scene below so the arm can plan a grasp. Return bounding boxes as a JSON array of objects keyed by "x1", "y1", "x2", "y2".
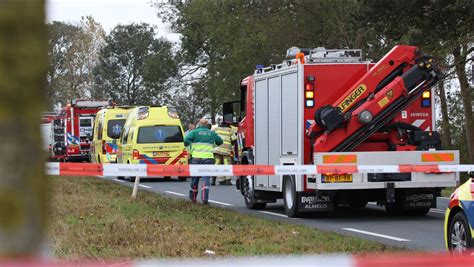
[
  {"x1": 421, "y1": 153, "x2": 454, "y2": 162},
  {"x1": 323, "y1": 154, "x2": 357, "y2": 164}
]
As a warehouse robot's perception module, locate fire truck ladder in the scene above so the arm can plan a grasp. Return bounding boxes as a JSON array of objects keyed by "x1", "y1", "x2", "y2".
[{"x1": 333, "y1": 58, "x2": 440, "y2": 152}]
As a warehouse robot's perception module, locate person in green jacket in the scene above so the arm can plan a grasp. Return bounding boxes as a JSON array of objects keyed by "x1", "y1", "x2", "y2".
[{"x1": 184, "y1": 118, "x2": 223, "y2": 204}]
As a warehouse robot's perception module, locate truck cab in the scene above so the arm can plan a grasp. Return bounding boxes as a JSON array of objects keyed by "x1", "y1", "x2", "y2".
[
  {"x1": 224, "y1": 46, "x2": 459, "y2": 217},
  {"x1": 91, "y1": 106, "x2": 134, "y2": 164},
  {"x1": 116, "y1": 106, "x2": 188, "y2": 169}
]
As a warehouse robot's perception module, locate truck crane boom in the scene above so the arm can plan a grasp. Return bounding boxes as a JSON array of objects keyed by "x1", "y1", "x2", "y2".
[{"x1": 311, "y1": 45, "x2": 440, "y2": 152}]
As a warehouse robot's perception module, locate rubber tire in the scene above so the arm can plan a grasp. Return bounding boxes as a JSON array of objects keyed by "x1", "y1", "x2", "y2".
[
  {"x1": 242, "y1": 175, "x2": 266, "y2": 210},
  {"x1": 178, "y1": 176, "x2": 187, "y2": 182},
  {"x1": 448, "y1": 212, "x2": 472, "y2": 253},
  {"x1": 283, "y1": 175, "x2": 303, "y2": 218},
  {"x1": 244, "y1": 195, "x2": 267, "y2": 210}
]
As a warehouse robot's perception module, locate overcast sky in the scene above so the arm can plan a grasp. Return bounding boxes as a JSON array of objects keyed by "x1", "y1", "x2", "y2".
[{"x1": 46, "y1": 0, "x2": 180, "y2": 43}]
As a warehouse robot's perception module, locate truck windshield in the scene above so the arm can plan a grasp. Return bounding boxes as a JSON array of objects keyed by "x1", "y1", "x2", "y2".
[
  {"x1": 107, "y1": 119, "x2": 126, "y2": 139},
  {"x1": 137, "y1": 126, "x2": 183, "y2": 144},
  {"x1": 80, "y1": 118, "x2": 92, "y2": 127}
]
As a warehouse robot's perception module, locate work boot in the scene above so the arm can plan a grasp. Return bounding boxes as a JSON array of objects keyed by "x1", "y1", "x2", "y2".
[
  {"x1": 189, "y1": 190, "x2": 197, "y2": 203},
  {"x1": 211, "y1": 177, "x2": 216, "y2": 186}
]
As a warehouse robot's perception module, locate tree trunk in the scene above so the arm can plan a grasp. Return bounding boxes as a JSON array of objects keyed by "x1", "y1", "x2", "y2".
[
  {"x1": 0, "y1": 0, "x2": 48, "y2": 256},
  {"x1": 438, "y1": 80, "x2": 452, "y2": 148},
  {"x1": 210, "y1": 107, "x2": 216, "y2": 125},
  {"x1": 453, "y1": 45, "x2": 474, "y2": 163}
]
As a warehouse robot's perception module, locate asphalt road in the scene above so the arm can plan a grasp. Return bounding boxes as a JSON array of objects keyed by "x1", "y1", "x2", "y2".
[{"x1": 100, "y1": 176, "x2": 450, "y2": 251}]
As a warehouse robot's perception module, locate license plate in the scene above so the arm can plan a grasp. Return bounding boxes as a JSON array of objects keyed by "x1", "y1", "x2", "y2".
[
  {"x1": 322, "y1": 174, "x2": 353, "y2": 183},
  {"x1": 153, "y1": 151, "x2": 169, "y2": 157}
]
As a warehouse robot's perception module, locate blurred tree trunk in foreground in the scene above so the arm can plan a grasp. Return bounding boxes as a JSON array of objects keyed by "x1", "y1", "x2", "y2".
[{"x1": 0, "y1": 0, "x2": 48, "y2": 256}]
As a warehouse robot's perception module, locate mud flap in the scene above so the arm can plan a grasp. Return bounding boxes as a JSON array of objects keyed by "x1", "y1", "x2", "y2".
[
  {"x1": 297, "y1": 191, "x2": 334, "y2": 212},
  {"x1": 402, "y1": 192, "x2": 436, "y2": 210}
]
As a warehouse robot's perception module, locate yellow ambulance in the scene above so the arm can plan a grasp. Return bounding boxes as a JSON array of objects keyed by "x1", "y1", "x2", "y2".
[
  {"x1": 91, "y1": 106, "x2": 134, "y2": 163},
  {"x1": 116, "y1": 106, "x2": 188, "y2": 171}
]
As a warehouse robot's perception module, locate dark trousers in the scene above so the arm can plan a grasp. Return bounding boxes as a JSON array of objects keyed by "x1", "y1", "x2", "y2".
[{"x1": 189, "y1": 158, "x2": 215, "y2": 202}]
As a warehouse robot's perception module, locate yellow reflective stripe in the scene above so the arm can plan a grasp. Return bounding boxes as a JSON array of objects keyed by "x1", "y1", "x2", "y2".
[
  {"x1": 190, "y1": 142, "x2": 215, "y2": 158},
  {"x1": 216, "y1": 128, "x2": 232, "y2": 142},
  {"x1": 194, "y1": 142, "x2": 214, "y2": 146}
]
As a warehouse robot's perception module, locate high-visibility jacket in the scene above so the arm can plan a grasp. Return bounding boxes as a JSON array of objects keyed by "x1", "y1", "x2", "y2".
[
  {"x1": 213, "y1": 126, "x2": 236, "y2": 156},
  {"x1": 184, "y1": 126, "x2": 223, "y2": 159}
]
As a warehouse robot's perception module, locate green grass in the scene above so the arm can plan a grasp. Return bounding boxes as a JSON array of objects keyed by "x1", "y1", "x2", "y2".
[{"x1": 49, "y1": 176, "x2": 402, "y2": 260}]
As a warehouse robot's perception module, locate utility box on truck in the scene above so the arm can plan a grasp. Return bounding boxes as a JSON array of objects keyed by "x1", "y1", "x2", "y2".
[{"x1": 224, "y1": 46, "x2": 459, "y2": 217}]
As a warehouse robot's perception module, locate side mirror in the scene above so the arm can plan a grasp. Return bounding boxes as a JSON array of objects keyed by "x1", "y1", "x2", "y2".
[{"x1": 223, "y1": 101, "x2": 240, "y2": 125}]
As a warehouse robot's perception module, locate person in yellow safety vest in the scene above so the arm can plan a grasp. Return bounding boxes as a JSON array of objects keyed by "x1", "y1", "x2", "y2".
[{"x1": 212, "y1": 121, "x2": 236, "y2": 185}]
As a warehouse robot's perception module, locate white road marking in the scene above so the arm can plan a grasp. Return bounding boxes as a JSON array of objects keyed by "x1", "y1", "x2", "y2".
[
  {"x1": 208, "y1": 200, "x2": 233, "y2": 206},
  {"x1": 139, "y1": 184, "x2": 152, "y2": 189},
  {"x1": 343, "y1": 228, "x2": 410, "y2": 242},
  {"x1": 259, "y1": 211, "x2": 289, "y2": 218},
  {"x1": 165, "y1": 191, "x2": 185, "y2": 196},
  {"x1": 163, "y1": 191, "x2": 232, "y2": 206}
]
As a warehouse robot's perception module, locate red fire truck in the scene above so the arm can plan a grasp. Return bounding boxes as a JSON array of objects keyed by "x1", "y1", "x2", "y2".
[
  {"x1": 223, "y1": 45, "x2": 459, "y2": 217},
  {"x1": 50, "y1": 99, "x2": 109, "y2": 162}
]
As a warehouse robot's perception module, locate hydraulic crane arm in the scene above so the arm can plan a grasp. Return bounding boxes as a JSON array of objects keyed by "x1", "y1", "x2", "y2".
[{"x1": 311, "y1": 45, "x2": 440, "y2": 152}]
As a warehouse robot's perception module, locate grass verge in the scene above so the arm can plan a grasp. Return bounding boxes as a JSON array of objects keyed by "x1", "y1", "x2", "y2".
[{"x1": 49, "y1": 176, "x2": 402, "y2": 260}]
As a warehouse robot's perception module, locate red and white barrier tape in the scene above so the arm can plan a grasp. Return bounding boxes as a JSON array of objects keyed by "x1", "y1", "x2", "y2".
[
  {"x1": 3, "y1": 253, "x2": 474, "y2": 266},
  {"x1": 45, "y1": 162, "x2": 474, "y2": 177}
]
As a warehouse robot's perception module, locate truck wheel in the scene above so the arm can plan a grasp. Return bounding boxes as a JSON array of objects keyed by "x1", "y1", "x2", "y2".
[
  {"x1": 448, "y1": 212, "x2": 472, "y2": 254},
  {"x1": 241, "y1": 175, "x2": 266, "y2": 210},
  {"x1": 283, "y1": 175, "x2": 303, "y2": 218},
  {"x1": 178, "y1": 176, "x2": 187, "y2": 182}
]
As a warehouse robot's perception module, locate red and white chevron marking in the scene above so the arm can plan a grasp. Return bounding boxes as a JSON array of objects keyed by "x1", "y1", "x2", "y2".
[{"x1": 45, "y1": 162, "x2": 474, "y2": 177}]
